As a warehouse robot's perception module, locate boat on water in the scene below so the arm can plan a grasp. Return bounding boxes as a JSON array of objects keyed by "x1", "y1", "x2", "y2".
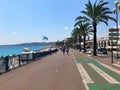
[{"x1": 22, "y1": 48, "x2": 33, "y2": 54}]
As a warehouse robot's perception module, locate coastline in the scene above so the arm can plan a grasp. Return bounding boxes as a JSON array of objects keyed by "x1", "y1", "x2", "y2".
[{"x1": 0, "y1": 46, "x2": 58, "y2": 74}]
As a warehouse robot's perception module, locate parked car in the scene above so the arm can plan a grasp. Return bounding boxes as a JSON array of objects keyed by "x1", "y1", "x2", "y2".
[{"x1": 98, "y1": 47, "x2": 107, "y2": 54}]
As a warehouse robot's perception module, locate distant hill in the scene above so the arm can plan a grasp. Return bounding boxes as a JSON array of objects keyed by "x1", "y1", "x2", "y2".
[
  {"x1": 18, "y1": 42, "x2": 56, "y2": 46},
  {"x1": 0, "y1": 42, "x2": 56, "y2": 46}
]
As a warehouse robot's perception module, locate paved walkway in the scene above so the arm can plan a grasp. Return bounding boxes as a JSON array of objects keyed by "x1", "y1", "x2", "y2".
[
  {"x1": 0, "y1": 50, "x2": 86, "y2": 90},
  {"x1": 0, "y1": 49, "x2": 120, "y2": 90}
]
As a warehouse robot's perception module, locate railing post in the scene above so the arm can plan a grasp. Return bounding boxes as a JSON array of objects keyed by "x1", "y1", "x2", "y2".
[
  {"x1": 18, "y1": 55, "x2": 21, "y2": 66},
  {"x1": 5, "y1": 56, "x2": 9, "y2": 72},
  {"x1": 32, "y1": 53, "x2": 35, "y2": 60}
]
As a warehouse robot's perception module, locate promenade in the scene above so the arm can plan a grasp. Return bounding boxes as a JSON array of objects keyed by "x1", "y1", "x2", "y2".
[
  {"x1": 0, "y1": 49, "x2": 120, "y2": 90},
  {"x1": 0, "y1": 49, "x2": 85, "y2": 90}
]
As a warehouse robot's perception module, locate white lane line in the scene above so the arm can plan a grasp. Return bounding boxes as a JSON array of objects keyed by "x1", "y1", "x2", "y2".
[
  {"x1": 89, "y1": 63, "x2": 120, "y2": 84},
  {"x1": 77, "y1": 64, "x2": 94, "y2": 83},
  {"x1": 77, "y1": 64, "x2": 94, "y2": 90},
  {"x1": 99, "y1": 63, "x2": 120, "y2": 75},
  {"x1": 113, "y1": 64, "x2": 120, "y2": 68},
  {"x1": 70, "y1": 51, "x2": 93, "y2": 90},
  {"x1": 70, "y1": 51, "x2": 76, "y2": 60},
  {"x1": 89, "y1": 57, "x2": 120, "y2": 75}
]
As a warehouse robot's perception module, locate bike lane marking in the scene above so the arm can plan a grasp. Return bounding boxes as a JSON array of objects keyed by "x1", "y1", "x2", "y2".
[
  {"x1": 87, "y1": 58, "x2": 120, "y2": 82},
  {"x1": 71, "y1": 52, "x2": 93, "y2": 90},
  {"x1": 100, "y1": 63, "x2": 120, "y2": 75},
  {"x1": 76, "y1": 58, "x2": 120, "y2": 90},
  {"x1": 70, "y1": 50, "x2": 120, "y2": 90},
  {"x1": 77, "y1": 63, "x2": 94, "y2": 90},
  {"x1": 89, "y1": 63, "x2": 120, "y2": 84}
]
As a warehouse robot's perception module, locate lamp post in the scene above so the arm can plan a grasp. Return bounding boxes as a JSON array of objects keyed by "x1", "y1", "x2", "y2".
[{"x1": 113, "y1": 0, "x2": 120, "y2": 60}]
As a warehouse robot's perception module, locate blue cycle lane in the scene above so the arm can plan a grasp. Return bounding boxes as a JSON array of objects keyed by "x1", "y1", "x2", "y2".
[{"x1": 76, "y1": 58, "x2": 120, "y2": 90}]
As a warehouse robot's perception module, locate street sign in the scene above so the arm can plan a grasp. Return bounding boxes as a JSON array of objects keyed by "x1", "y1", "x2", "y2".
[
  {"x1": 109, "y1": 33, "x2": 119, "y2": 36},
  {"x1": 109, "y1": 37, "x2": 119, "y2": 40},
  {"x1": 109, "y1": 28, "x2": 119, "y2": 63},
  {"x1": 109, "y1": 28, "x2": 119, "y2": 41},
  {"x1": 109, "y1": 28, "x2": 119, "y2": 32}
]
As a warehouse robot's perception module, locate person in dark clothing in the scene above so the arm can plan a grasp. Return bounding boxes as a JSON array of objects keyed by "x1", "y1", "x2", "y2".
[
  {"x1": 66, "y1": 47, "x2": 69, "y2": 55},
  {"x1": 62, "y1": 46, "x2": 65, "y2": 54}
]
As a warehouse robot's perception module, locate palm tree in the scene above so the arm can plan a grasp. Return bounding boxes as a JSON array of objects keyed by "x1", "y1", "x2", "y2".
[
  {"x1": 64, "y1": 37, "x2": 74, "y2": 47},
  {"x1": 75, "y1": 19, "x2": 92, "y2": 53},
  {"x1": 78, "y1": 0, "x2": 116, "y2": 55},
  {"x1": 71, "y1": 27, "x2": 82, "y2": 50}
]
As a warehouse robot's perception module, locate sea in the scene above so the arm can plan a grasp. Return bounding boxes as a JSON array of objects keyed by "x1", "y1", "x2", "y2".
[{"x1": 0, "y1": 45, "x2": 46, "y2": 57}]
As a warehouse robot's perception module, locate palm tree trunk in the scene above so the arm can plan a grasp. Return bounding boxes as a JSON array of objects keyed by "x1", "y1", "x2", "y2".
[
  {"x1": 88, "y1": 35, "x2": 90, "y2": 40},
  {"x1": 84, "y1": 34, "x2": 86, "y2": 53},
  {"x1": 93, "y1": 22, "x2": 97, "y2": 56},
  {"x1": 79, "y1": 35, "x2": 81, "y2": 51}
]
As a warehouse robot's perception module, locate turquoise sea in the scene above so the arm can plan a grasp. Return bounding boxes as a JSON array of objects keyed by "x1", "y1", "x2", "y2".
[{"x1": 0, "y1": 45, "x2": 46, "y2": 57}]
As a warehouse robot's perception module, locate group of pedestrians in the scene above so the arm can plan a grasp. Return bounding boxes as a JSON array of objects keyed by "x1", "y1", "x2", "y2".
[{"x1": 61, "y1": 46, "x2": 69, "y2": 55}]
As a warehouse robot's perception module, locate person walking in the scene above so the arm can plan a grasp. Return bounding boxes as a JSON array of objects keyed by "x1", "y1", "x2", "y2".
[
  {"x1": 66, "y1": 47, "x2": 69, "y2": 55},
  {"x1": 62, "y1": 46, "x2": 65, "y2": 54}
]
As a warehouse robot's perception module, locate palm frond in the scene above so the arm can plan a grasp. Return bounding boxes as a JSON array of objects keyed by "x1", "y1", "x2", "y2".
[
  {"x1": 107, "y1": 15, "x2": 117, "y2": 22},
  {"x1": 99, "y1": 1, "x2": 108, "y2": 7}
]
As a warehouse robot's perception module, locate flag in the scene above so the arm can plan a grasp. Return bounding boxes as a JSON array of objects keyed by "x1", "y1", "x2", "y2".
[{"x1": 42, "y1": 36, "x2": 48, "y2": 40}]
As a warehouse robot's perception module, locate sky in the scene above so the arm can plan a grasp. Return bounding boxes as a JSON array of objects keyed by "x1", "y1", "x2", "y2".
[{"x1": 0, "y1": 0, "x2": 118, "y2": 45}]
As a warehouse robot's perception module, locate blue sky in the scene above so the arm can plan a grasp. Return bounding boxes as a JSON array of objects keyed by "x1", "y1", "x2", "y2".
[{"x1": 0, "y1": 0, "x2": 118, "y2": 45}]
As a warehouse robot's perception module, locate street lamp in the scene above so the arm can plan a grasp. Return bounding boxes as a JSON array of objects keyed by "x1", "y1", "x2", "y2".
[
  {"x1": 113, "y1": 0, "x2": 120, "y2": 29},
  {"x1": 113, "y1": 0, "x2": 120, "y2": 60}
]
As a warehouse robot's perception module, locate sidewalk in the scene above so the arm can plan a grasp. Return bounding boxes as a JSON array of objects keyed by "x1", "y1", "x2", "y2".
[
  {"x1": 70, "y1": 48, "x2": 120, "y2": 71},
  {"x1": 0, "y1": 50, "x2": 86, "y2": 90},
  {"x1": 71, "y1": 49, "x2": 120, "y2": 70},
  {"x1": 91, "y1": 54, "x2": 120, "y2": 70}
]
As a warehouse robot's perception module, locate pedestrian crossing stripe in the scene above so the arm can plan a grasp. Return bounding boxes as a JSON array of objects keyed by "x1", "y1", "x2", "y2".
[
  {"x1": 82, "y1": 63, "x2": 108, "y2": 84},
  {"x1": 88, "y1": 63, "x2": 120, "y2": 84},
  {"x1": 76, "y1": 58, "x2": 120, "y2": 82},
  {"x1": 76, "y1": 58, "x2": 120, "y2": 90},
  {"x1": 77, "y1": 64, "x2": 94, "y2": 83},
  {"x1": 88, "y1": 58, "x2": 120, "y2": 82},
  {"x1": 100, "y1": 63, "x2": 120, "y2": 75},
  {"x1": 77, "y1": 64, "x2": 93, "y2": 90}
]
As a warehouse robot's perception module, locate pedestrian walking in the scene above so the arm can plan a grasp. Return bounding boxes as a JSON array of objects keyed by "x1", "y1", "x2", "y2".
[
  {"x1": 66, "y1": 47, "x2": 69, "y2": 55},
  {"x1": 62, "y1": 46, "x2": 65, "y2": 54}
]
